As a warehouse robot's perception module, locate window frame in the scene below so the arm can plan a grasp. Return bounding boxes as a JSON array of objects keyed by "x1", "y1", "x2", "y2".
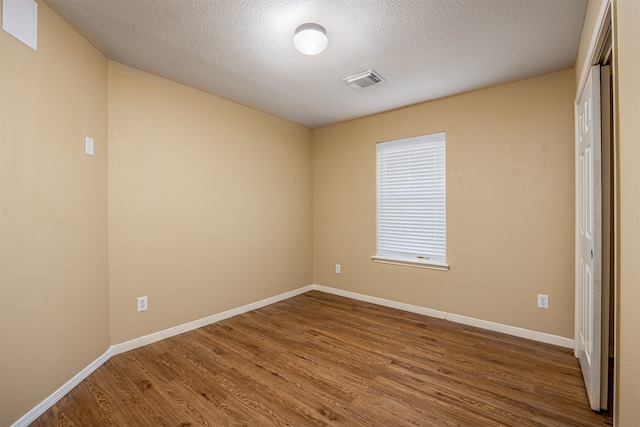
[{"x1": 372, "y1": 132, "x2": 449, "y2": 271}]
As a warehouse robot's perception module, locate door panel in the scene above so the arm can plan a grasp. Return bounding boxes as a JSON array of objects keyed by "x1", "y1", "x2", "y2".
[{"x1": 576, "y1": 64, "x2": 602, "y2": 411}]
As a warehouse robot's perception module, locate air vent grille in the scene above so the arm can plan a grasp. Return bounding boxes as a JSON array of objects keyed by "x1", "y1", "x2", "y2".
[{"x1": 343, "y1": 70, "x2": 386, "y2": 91}]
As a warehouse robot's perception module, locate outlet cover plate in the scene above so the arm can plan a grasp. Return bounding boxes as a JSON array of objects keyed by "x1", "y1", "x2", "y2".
[
  {"x1": 537, "y1": 294, "x2": 549, "y2": 309},
  {"x1": 137, "y1": 296, "x2": 148, "y2": 312}
]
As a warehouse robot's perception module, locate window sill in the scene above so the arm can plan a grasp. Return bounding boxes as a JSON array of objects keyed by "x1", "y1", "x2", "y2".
[{"x1": 371, "y1": 255, "x2": 450, "y2": 271}]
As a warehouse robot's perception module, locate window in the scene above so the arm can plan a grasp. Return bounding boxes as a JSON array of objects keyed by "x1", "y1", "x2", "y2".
[{"x1": 372, "y1": 132, "x2": 448, "y2": 270}]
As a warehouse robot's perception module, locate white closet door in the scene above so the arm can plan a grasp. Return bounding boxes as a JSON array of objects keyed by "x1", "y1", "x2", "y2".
[{"x1": 576, "y1": 64, "x2": 602, "y2": 411}]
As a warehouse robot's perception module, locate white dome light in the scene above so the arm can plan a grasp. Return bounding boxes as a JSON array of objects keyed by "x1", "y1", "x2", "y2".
[{"x1": 293, "y1": 23, "x2": 328, "y2": 55}]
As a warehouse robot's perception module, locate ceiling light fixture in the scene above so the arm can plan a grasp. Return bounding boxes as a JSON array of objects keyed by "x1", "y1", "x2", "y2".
[{"x1": 293, "y1": 23, "x2": 328, "y2": 55}]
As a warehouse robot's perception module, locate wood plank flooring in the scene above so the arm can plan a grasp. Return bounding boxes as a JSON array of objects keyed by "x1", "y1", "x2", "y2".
[{"x1": 33, "y1": 291, "x2": 613, "y2": 426}]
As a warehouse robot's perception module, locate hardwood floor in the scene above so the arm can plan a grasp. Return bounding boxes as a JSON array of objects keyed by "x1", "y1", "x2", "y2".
[{"x1": 33, "y1": 291, "x2": 612, "y2": 426}]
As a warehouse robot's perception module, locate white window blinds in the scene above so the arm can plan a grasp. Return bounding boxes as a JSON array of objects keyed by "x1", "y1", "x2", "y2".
[{"x1": 375, "y1": 132, "x2": 446, "y2": 266}]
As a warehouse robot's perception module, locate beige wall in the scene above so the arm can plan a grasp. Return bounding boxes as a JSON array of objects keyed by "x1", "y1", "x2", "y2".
[
  {"x1": 612, "y1": 1, "x2": 640, "y2": 424},
  {"x1": 1, "y1": 3, "x2": 312, "y2": 423},
  {"x1": 107, "y1": 62, "x2": 313, "y2": 344},
  {"x1": 313, "y1": 69, "x2": 576, "y2": 338},
  {"x1": 0, "y1": 1, "x2": 110, "y2": 425}
]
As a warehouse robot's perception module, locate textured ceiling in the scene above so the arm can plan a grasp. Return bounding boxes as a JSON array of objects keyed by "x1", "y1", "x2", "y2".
[{"x1": 44, "y1": 0, "x2": 587, "y2": 128}]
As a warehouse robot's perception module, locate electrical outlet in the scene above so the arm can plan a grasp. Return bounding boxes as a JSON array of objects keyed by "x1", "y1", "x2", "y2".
[
  {"x1": 537, "y1": 294, "x2": 549, "y2": 309},
  {"x1": 137, "y1": 296, "x2": 148, "y2": 312},
  {"x1": 335, "y1": 264, "x2": 341, "y2": 274}
]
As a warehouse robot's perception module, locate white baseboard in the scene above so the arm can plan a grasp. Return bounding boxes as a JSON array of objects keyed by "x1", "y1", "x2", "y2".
[
  {"x1": 113, "y1": 284, "x2": 572, "y2": 354},
  {"x1": 12, "y1": 285, "x2": 314, "y2": 426},
  {"x1": 311, "y1": 284, "x2": 574, "y2": 349},
  {"x1": 445, "y1": 313, "x2": 574, "y2": 348},
  {"x1": 10, "y1": 347, "x2": 113, "y2": 427},
  {"x1": 112, "y1": 285, "x2": 314, "y2": 355},
  {"x1": 311, "y1": 285, "x2": 448, "y2": 320},
  {"x1": 13, "y1": 282, "x2": 573, "y2": 426}
]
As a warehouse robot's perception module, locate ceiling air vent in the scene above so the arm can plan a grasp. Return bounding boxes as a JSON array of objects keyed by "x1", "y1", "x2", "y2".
[{"x1": 343, "y1": 70, "x2": 386, "y2": 91}]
